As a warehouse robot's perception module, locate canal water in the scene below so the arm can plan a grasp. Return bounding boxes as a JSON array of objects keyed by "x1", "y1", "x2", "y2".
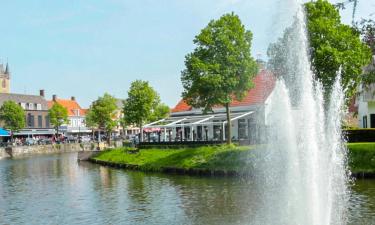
[{"x1": 0, "y1": 153, "x2": 374, "y2": 225}]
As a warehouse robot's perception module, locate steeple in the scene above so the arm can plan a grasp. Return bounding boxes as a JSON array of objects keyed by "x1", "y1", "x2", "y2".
[{"x1": 4, "y1": 62, "x2": 9, "y2": 75}]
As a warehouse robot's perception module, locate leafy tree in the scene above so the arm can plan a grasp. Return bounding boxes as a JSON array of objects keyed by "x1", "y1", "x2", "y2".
[
  {"x1": 268, "y1": 0, "x2": 371, "y2": 101},
  {"x1": 181, "y1": 13, "x2": 258, "y2": 144},
  {"x1": 0, "y1": 101, "x2": 26, "y2": 140},
  {"x1": 123, "y1": 80, "x2": 160, "y2": 141},
  {"x1": 150, "y1": 103, "x2": 170, "y2": 122},
  {"x1": 48, "y1": 103, "x2": 68, "y2": 136},
  {"x1": 357, "y1": 19, "x2": 375, "y2": 88},
  {"x1": 305, "y1": 0, "x2": 371, "y2": 99},
  {"x1": 87, "y1": 93, "x2": 117, "y2": 144}
]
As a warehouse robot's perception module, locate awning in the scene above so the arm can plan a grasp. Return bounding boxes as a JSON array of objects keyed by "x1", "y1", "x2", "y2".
[
  {"x1": 0, "y1": 128, "x2": 10, "y2": 137},
  {"x1": 144, "y1": 111, "x2": 254, "y2": 129}
]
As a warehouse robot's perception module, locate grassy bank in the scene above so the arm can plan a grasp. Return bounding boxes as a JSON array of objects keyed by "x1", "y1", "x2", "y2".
[
  {"x1": 347, "y1": 143, "x2": 375, "y2": 174},
  {"x1": 93, "y1": 145, "x2": 254, "y2": 173},
  {"x1": 93, "y1": 143, "x2": 375, "y2": 176}
]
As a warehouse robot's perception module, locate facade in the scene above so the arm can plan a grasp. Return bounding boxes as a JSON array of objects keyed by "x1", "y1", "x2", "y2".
[
  {"x1": 0, "y1": 90, "x2": 55, "y2": 136},
  {"x1": 48, "y1": 95, "x2": 91, "y2": 136},
  {"x1": 143, "y1": 70, "x2": 275, "y2": 143},
  {"x1": 0, "y1": 63, "x2": 10, "y2": 93},
  {"x1": 357, "y1": 56, "x2": 375, "y2": 128}
]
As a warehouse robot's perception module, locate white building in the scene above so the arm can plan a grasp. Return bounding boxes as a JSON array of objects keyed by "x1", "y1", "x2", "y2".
[
  {"x1": 48, "y1": 95, "x2": 91, "y2": 136},
  {"x1": 357, "y1": 56, "x2": 375, "y2": 128}
]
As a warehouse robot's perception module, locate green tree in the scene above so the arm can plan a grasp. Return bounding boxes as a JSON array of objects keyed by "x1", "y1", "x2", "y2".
[
  {"x1": 181, "y1": 13, "x2": 258, "y2": 144},
  {"x1": 150, "y1": 103, "x2": 170, "y2": 122},
  {"x1": 48, "y1": 103, "x2": 68, "y2": 136},
  {"x1": 357, "y1": 19, "x2": 375, "y2": 88},
  {"x1": 305, "y1": 0, "x2": 371, "y2": 99},
  {"x1": 123, "y1": 80, "x2": 160, "y2": 141},
  {"x1": 0, "y1": 101, "x2": 26, "y2": 140},
  {"x1": 268, "y1": 0, "x2": 371, "y2": 101},
  {"x1": 87, "y1": 93, "x2": 117, "y2": 144}
]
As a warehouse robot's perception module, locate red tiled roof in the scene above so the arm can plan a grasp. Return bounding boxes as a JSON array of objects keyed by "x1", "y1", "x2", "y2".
[
  {"x1": 171, "y1": 70, "x2": 276, "y2": 113},
  {"x1": 48, "y1": 98, "x2": 87, "y2": 117}
]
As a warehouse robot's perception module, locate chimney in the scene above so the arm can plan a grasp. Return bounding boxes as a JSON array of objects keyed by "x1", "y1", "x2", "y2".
[
  {"x1": 39, "y1": 89, "x2": 45, "y2": 98},
  {"x1": 52, "y1": 95, "x2": 57, "y2": 101},
  {"x1": 71, "y1": 96, "x2": 76, "y2": 101}
]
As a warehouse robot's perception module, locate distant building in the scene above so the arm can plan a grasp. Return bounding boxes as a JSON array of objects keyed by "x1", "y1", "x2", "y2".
[
  {"x1": 48, "y1": 95, "x2": 91, "y2": 136},
  {"x1": 0, "y1": 90, "x2": 55, "y2": 136},
  {"x1": 0, "y1": 63, "x2": 10, "y2": 93}
]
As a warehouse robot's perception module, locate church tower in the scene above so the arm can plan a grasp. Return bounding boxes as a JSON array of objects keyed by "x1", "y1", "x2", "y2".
[{"x1": 0, "y1": 63, "x2": 10, "y2": 93}]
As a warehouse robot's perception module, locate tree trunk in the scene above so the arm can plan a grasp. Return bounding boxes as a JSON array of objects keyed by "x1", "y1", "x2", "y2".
[
  {"x1": 107, "y1": 130, "x2": 111, "y2": 145},
  {"x1": 56, "y1": 126, "x2": 59, "y2": 142},
  {"x1": 225, "y1": 103, "x2": 231, "y2": 145},
  {"x1": 139, "y1": 122, "x2": 143, "y2": 142}
]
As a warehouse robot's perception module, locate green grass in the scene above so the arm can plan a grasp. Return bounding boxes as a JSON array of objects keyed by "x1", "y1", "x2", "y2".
[
  {"x1": 94, "y1": 143, "x2": 375, "y2": 175},
  {"x1": 347, "y1": 143, "x2": 375, "y2": 174},
  {"x1": 94, "y1": 145, "x2": 255, "y2": 172}
]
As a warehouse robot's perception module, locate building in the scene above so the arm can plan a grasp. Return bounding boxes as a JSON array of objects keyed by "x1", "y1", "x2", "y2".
[
  {"x1": 0, "y1": 63, "x2": 10, "y2": 93},
  {"x1": 143, "y1": 70, "x2": 275, "y2": 143},
  {"x1": 357, "y1": 56, "x2": 375, "y2": 128},
  {"x1": 48, "y1": 95, "x2": 91, "y2": 136},
  {"x1": 0, "y1": 90, "x2": 55, "y2": 136}
]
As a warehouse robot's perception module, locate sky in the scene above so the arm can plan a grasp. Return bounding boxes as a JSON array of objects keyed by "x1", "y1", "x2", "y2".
[{"x1": 1, "y1": 0, "x2": 374, "y2": 108}]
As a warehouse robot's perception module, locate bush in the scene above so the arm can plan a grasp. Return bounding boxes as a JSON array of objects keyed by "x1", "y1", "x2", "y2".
[{"x1": 344, "y1": 129, "x2": 375, "y2": 143}]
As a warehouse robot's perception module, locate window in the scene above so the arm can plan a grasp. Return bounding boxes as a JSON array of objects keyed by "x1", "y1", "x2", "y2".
[
  {"x1": 27, "y1": 114, "x2": 34, "y2": 127},
  {"x1": 2, "y1": 79, "x2": 6, "y2": 88},
  {"x1": 38, "y1": 115, "x2": 43, "y2": 128},
  {"x1": 196, "y1": 126, "x2": 202, "y2": 141},
  {"x1": 45, "y1": 116, "x2": 50, "y2": 128},
  {"x1": 363, "y1": 116, "x2": 368, "y2": 128},
  {"x1": 371, "y1": 114, "x2": 375, "y2": 128},
  {"x1": 36, "y1": 104, "x2": 42, "y2": 110},
  {"x1": 21, "y1": 103, "x2": 26, "y2": 109},
  {"x1": 213, "y1": 120, "x2": 222, "y2": 140},
  {"x1": 28, "y1": 103, "x2": 34, "y2": 110},
  {"x1": 238, "y1": 119, "x2": 248, "y2": 139}
]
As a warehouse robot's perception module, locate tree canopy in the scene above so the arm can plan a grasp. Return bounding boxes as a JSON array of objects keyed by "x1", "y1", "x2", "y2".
[
  {"x1": 0, "y1": 101, "x2": 26, "y2": 137},
  {"x1": 181, "y1": 13, "x2": 258, "y2": 144},
  {"x1": 268, "y1": 0, "x2": 371, "y2": 101},
  {"x1": 86, "y1": 93, "x2": 118, "y2": 142},
  {"x1": 305, "y1": 0, "x2": 371, "y2": 98},
  {"x1": 48, "y1": 102, "x2": 68, "y2": 135},
  {"x1": 357, "y1": 19, "x2": 375, "y2": 88},
  {"x1": 123, "y1": 80, "x2": 162, "y2": 140}
]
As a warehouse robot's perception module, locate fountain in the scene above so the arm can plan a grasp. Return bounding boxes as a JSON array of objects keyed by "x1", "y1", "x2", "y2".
[{"x1": 253, "y1": 1, "x2": 350, "y2": 224}]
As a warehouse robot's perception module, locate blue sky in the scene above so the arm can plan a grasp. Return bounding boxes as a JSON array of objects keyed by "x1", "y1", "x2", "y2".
[{"x1": 1, "y1": 0, "x2": 374, "y2": 108}]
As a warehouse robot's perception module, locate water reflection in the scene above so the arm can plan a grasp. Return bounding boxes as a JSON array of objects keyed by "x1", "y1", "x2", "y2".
[{"x1": 0, "y1": 153, "x2": 374, "y2": 225}]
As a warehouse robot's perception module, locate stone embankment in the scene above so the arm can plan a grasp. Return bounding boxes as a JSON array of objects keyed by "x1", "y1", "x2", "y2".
[{"x1": 0, "y1": 143, "x2": 92, "y2": 158}]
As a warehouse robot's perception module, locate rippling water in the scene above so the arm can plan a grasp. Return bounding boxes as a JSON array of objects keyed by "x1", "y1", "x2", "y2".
[{"x1": 0, "y1": 153, "x2": 374, "y2": 225}]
